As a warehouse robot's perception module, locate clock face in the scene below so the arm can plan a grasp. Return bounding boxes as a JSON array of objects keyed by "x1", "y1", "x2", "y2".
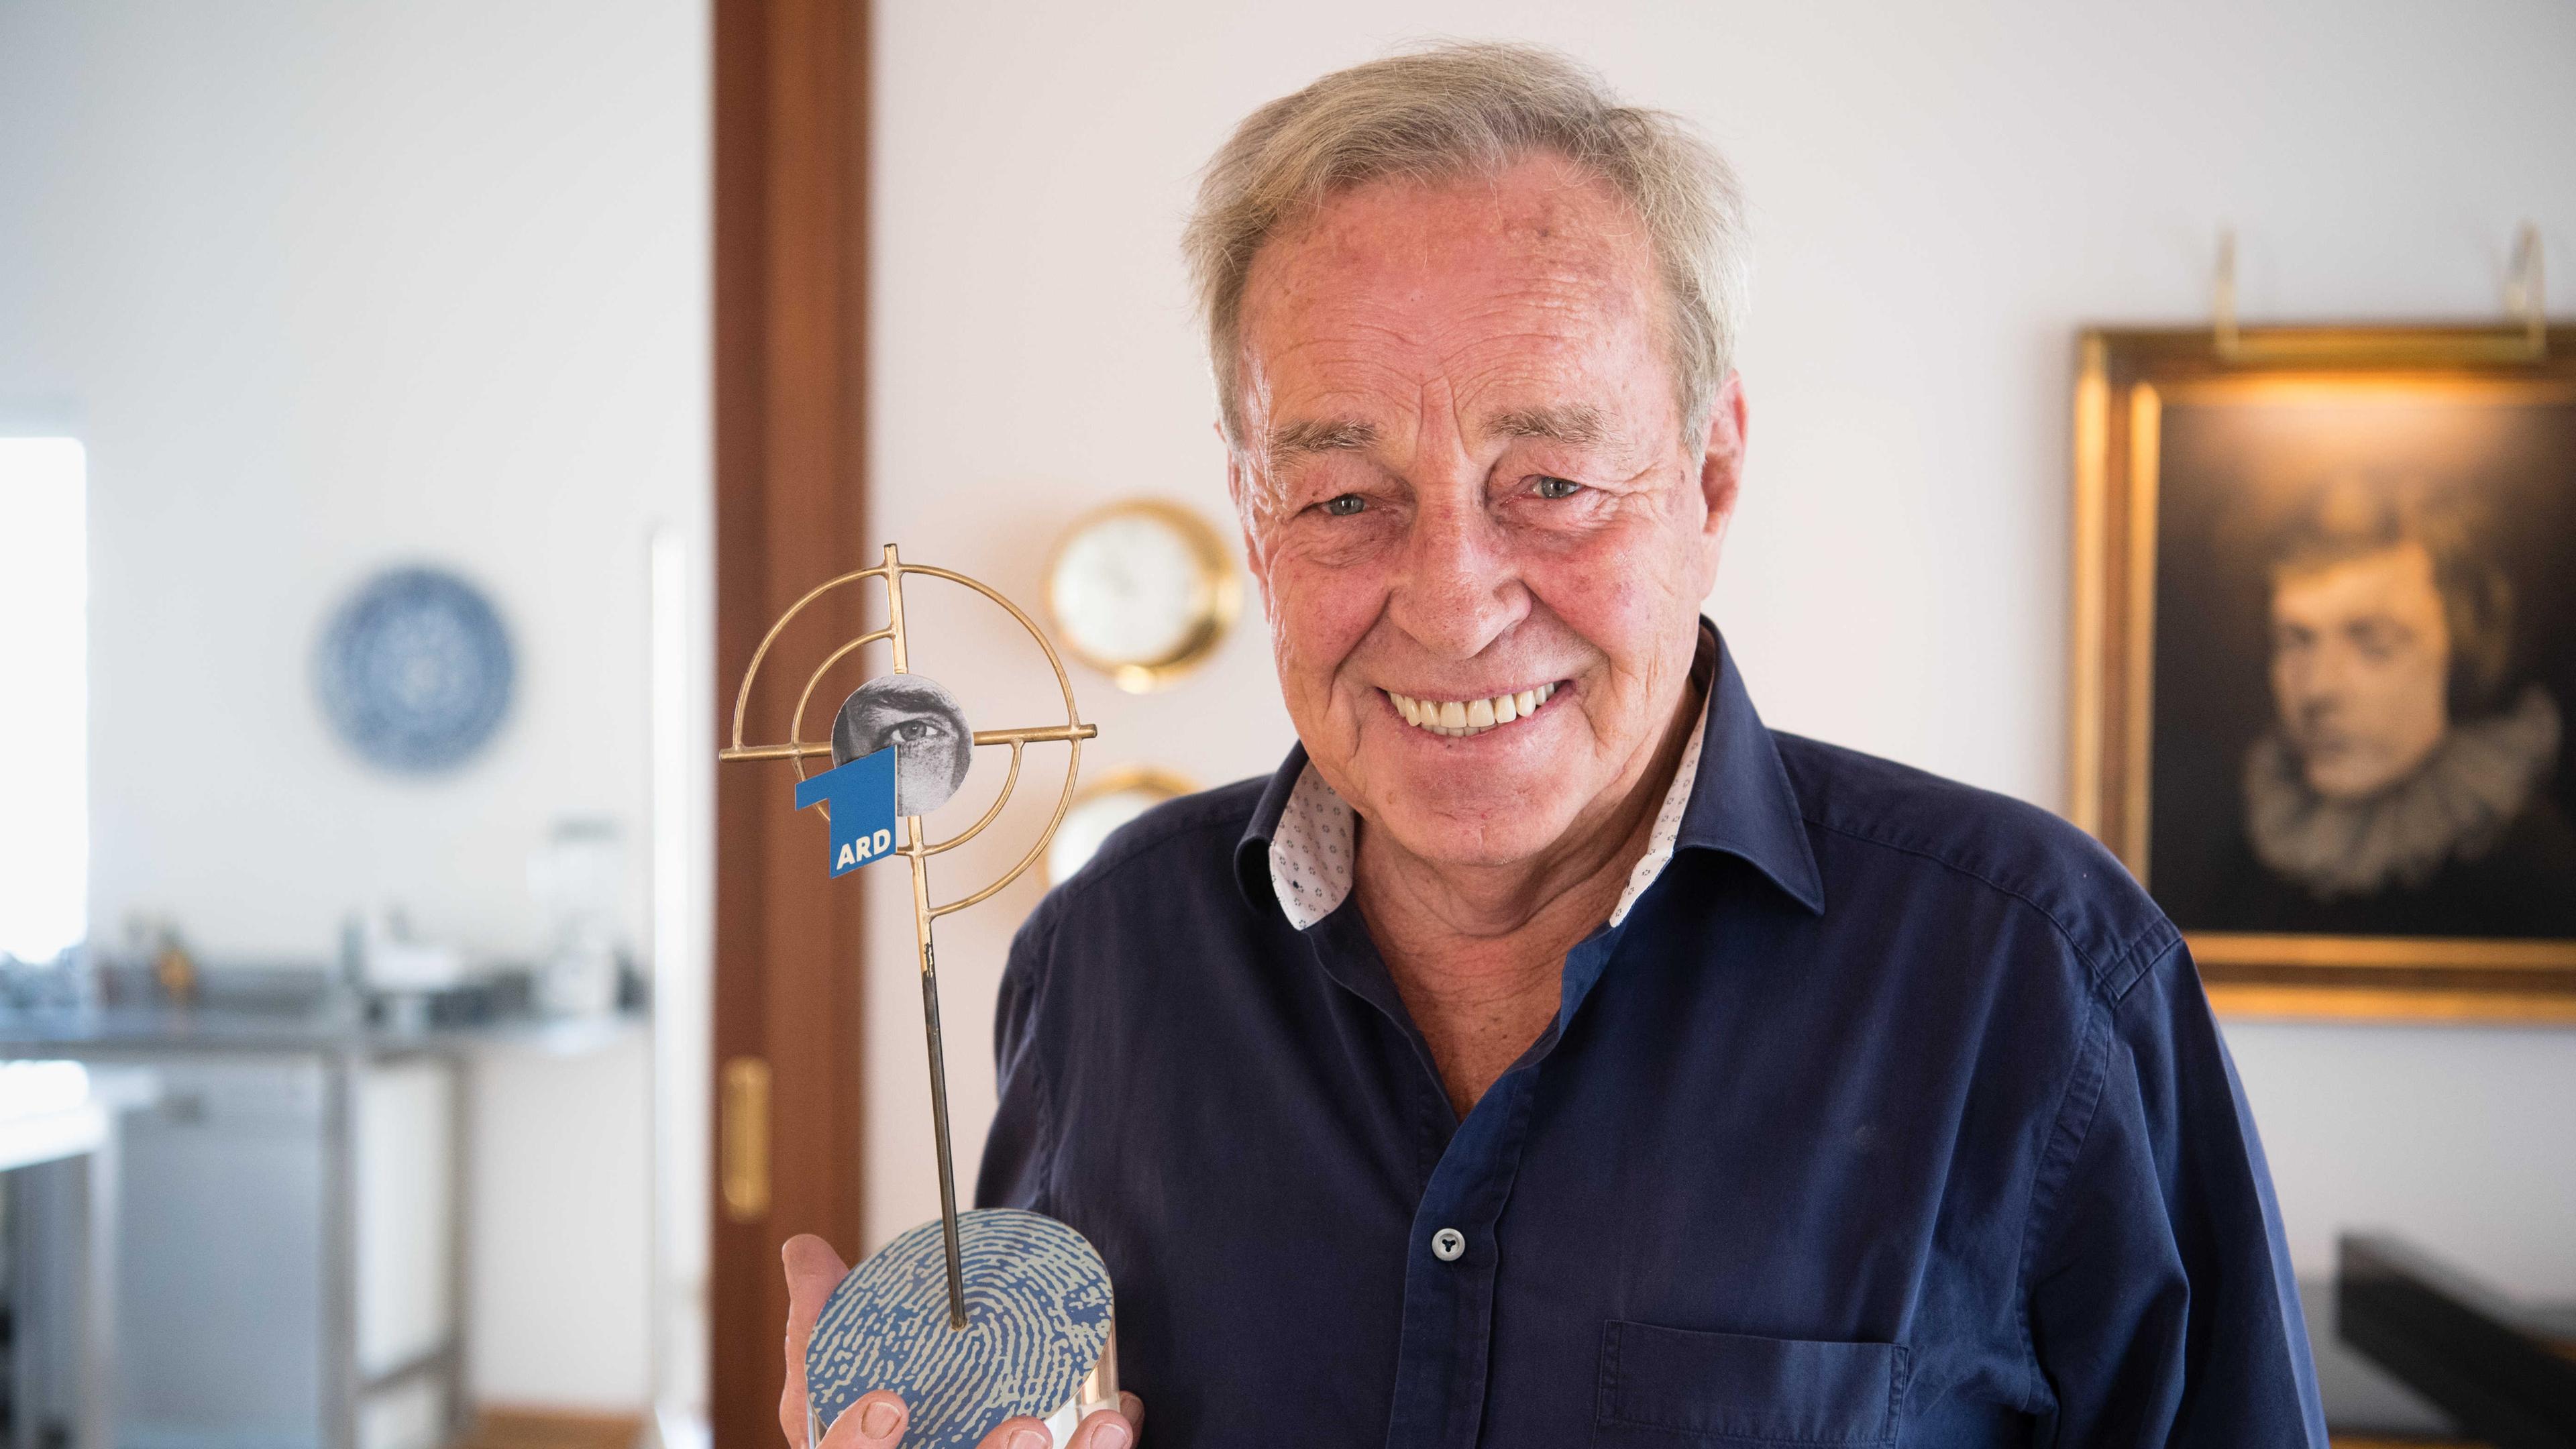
[
  {"x1": 1045, "y1": 500, "x2": 1240, "y2": 692},
  {"x1": 1049, "y1": 508, "x2": 1214, "y2": 672},
  {"x1": 1046, "y1": 774, "x2": 1189, "y2": 883}
]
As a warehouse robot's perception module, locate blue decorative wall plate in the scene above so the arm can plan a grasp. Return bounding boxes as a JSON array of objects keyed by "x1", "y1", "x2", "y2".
[
  {"x1": 805, "y1": 1209, "x2": 1114, "y2": 1448},
  {"x1": 315, "y1": 566, "x2": 514, "y2": 773}
]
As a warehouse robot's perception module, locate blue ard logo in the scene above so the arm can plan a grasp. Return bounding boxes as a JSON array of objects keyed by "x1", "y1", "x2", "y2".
[{"x1": 793, "y1": 745, "x2": 900, "y2": 877}]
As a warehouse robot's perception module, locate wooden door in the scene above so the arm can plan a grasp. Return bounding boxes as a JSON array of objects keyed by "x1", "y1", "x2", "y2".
[{"x1": 710, "y1": 3, "x2": 871, "y2": 1446}]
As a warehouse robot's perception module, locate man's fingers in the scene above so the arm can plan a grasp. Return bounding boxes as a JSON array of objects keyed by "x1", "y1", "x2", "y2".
[
  {"x1": 779, "y1": 1235, "x2": 852, "y2": 1446},
  {"x1": 1067, "y1": 1401, "x2": 1139, "y2": 1449},
  {"x1": 973, "y1": 1417, "x2": 1055, "y2": 1449},
  {"x1": 806, "y1": 1389, "x2": 1130, "y2": 1449},
  {"x1": 783, "y1": 1234, "x2": 853, "y2": 1346},
  {"x1": 818, "y1": 1391, "x2": 907, "y2": 1449}
]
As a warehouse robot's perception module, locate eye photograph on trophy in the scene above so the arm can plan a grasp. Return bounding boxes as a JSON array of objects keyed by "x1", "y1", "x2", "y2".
[{"x1": 1, "y1": 5, "x2": 2571, "y2": 1449}]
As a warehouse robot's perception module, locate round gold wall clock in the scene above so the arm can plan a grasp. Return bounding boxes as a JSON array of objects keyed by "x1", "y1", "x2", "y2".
[
  {"x1": 1045, "y1": 765, "x2": 1197, "y2": 885},
  {"x1": 1043, "y1": 498, "x2": 1240, "y2": 693}
]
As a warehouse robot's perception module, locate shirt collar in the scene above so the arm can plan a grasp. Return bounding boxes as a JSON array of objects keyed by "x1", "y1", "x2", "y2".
[
  {"x1": 1675, "y1": 628, "x2": 1827, "y2": 912},
  {"x1": 1234, "y1": 623, "x2": 1824, "y2": 928}
]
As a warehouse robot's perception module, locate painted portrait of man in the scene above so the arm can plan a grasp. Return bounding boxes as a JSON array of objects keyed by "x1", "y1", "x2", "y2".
[
  {"x1": 2143, "y1": 394, "x2": 2576, "y2": 943},
  {"x1": 2225, "y1": 478, "x2": 2576, "y2": 934}
]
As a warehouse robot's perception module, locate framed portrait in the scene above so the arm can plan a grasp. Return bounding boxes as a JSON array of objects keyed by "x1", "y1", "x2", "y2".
[{"x1": 2070, "y1": 323, "x2": 2576, "y2": 1022}]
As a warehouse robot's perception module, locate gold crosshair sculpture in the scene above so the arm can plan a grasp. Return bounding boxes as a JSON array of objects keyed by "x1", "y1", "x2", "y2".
[{"x1": 720, "y1": 543, "x2": 1097, "y2": 1329}]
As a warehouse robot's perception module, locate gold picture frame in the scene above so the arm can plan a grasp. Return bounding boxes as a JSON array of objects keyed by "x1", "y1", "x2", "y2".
[{"x1": 2069, "y1": 323, "x2": 2576, "y2": 1023}]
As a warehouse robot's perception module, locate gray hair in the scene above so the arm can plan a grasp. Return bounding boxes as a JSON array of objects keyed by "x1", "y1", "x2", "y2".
[{"x1": 1183, "y1": 42, "x2": 1750, "y2": 449}]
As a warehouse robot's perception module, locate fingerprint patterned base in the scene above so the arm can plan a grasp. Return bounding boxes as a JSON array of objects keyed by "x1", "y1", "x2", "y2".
[{"x1": 804, "y1": 1208, "x2": 1114, "y2": 1449}]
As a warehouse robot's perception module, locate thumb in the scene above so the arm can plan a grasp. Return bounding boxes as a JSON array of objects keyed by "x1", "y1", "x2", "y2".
[
  {"x1": 783, "y1": 1234, "x2": 851, "y2": 1350},
  {"x1": 780, "y1": 1235, "x2": 852, "y2": 1448}
]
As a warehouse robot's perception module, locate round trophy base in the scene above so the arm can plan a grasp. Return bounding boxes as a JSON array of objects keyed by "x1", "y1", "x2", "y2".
[{"x1": 803, "y1": 1208, "x2": 1117, "y2": 1449}]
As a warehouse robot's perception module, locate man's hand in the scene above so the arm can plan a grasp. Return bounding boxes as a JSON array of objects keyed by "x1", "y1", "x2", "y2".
[{"x1": 782, "y1": 1234, "x2": 1142, "y2": 1449}]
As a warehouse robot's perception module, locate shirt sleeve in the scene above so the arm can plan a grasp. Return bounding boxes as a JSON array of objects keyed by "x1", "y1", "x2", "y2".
[
  {"x1": 2024, "y1": 936, "x2": 2329, "y2": 1447},
  {"x1": 973, "y1": 905, "x2": 1057, "y2": 1215}
]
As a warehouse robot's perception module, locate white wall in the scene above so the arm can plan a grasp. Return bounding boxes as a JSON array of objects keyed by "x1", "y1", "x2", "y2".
[
  {"x1": 0, "y1": 0, "x2": 706, "y2": 967},
  {"x1": 0, "y1": 0, "x2": 708, "y2": 1409},
  {"x1": 866, "y1": 0, "x2": 2576, "y2": 1297}
]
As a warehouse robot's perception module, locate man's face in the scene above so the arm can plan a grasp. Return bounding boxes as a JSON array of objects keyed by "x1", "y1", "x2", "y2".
[
  {"x1": 1229, "y1": 156, "x2": 1743, "y2": 869},
  {"x1": 2268, "y1": 543, "x2": 2452, "y2": 800}
]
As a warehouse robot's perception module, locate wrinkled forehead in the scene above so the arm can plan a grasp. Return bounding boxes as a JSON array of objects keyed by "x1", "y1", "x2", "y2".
[{"x1": 1233, "y1": 162, "x2": 1671, "y2": 435}]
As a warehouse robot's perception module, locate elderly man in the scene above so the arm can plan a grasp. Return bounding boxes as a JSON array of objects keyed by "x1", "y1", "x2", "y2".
[{"x1": 786, "y1": 43, "x2": 2325, "y2": 1448}]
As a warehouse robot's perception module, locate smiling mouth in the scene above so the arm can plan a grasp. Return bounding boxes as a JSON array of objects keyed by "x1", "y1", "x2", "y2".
[{"x1": 1383, "y1": 684, "x2": 1560, "y2": 739}]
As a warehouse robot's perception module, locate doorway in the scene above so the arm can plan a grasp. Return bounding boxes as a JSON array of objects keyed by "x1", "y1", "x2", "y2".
[{"x1": 708, "y1": 3, "x2": 871, "y2": 1446}]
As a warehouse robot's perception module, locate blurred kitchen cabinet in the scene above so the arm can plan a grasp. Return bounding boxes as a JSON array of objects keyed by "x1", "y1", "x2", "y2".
[
  {"x1": 355, "y1": 1063, "x2": 454, "y2": 1396},
  {"x1": 116, "y1": 1054, "x2": 458, "y2": 1449},
  {"x1": 0, "y1": 1068, "x2": 122, "y2": 1449}
]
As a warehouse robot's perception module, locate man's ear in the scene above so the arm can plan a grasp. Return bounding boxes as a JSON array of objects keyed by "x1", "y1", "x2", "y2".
[
  {"x1": 1220, "y1": 418, "x2": 1241, "y2": 515},
  {"x1": 1696, "y1": 372, "x2": 1749, "y2": 569},
  {"x1": 1223, "y1": 421, "x2": 1273, "y2": 598}
]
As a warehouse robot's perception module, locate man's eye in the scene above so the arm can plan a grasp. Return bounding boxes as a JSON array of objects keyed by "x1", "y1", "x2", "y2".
[
  {"x1": 1322, "y1": 494, "x2": 1368, "y2": 517},
  {"x1": 1534, "y1": 476, "x2": 1582, "y2": 499},
  {"x1": 2349, "y1": 625, "x2": 2406, "y2": 661},
  {"x1": 893, "y1": 720, "x2": 936, "y2": 741}
]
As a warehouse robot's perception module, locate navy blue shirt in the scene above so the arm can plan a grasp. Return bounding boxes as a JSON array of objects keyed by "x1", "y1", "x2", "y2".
[{"x1": 979, "y1": 634, "x2": 2327, "y2": 1447}]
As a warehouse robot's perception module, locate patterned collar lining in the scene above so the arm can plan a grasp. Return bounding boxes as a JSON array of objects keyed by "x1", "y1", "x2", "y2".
[{"x1": 1267, "y1": 688, "x2": 1713, "y2": 932}]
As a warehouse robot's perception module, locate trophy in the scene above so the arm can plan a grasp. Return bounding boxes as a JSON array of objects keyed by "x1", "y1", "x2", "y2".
[{"x1": 721, "y1": 544, "x2": 1118, "y2": 1448}]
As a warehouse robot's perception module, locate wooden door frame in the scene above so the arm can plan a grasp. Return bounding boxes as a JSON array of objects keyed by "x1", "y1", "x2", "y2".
[{"x1": 710, "y1": 2, "x2": 870, "y2": 1445}]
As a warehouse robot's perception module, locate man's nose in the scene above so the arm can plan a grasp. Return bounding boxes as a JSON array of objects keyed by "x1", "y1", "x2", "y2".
[
  {"x1": 2282, "y1": 651, "x2": 2356, "y2": 730},
  {"x1": 2299, "y1": 639, "x2": 2363, "y2": 703},
  {"x1": 1388, "y1": 495, "x2": 1523, "y2": 659}
]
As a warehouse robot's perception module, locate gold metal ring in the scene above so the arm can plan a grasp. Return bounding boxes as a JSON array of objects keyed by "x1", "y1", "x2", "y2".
[{"x1": 719, "y1": 544, "x2": 1097, "y2": 916}]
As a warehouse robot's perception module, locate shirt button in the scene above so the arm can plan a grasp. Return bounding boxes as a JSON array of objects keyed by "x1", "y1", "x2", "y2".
[{"x1": 1431, "y1": 1227, "x2": 1466, "y2": 1262}]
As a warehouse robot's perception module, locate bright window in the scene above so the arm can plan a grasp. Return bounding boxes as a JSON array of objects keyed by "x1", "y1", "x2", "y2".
[{"x1": 0, "y1": 438, "x2": 88, "y2": 964}]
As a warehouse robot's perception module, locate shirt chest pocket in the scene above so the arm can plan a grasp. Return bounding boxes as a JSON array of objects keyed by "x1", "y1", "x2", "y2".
[{"x1": 1595, "y1": 1320, "x2": 1909, "y2": 1446}]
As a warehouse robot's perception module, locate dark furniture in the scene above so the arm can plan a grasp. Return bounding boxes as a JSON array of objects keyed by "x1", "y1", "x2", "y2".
[{"x1": 2339, "y1": 1234, "x2": 2576, "y2": 1449}]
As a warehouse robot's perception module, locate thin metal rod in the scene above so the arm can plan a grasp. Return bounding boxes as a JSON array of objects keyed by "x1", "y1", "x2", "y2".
[
  {"x1": 720, "y1": 721, "x2": 1096, "y2": 762},
  {"x1": 906, "y1": 818, "x2": 969, "y2": 1330},
  {"x1": 717, "y1": 742, "x2": 837, "y2": 761},
  {"x1": 965, "y1": 723, "x2": 1096, "y2": 746},
  {"x1": 2212, "y1": 227, "x2": 2240, "y2": 360},
  {"x1": 2508, "y1": 221, "x2": 2546, "y2": 358},
  {"x1": 884, "y1": 542, "x2": 966, "y2": 1328},
  {"x1": 883, "y1": 543, "x2": 910, "y2": 674}
]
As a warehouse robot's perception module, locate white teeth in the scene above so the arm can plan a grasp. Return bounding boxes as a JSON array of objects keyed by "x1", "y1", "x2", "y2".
[{"x1": 1383, "y1": 684, "x2": 1558, "y2": 739}]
